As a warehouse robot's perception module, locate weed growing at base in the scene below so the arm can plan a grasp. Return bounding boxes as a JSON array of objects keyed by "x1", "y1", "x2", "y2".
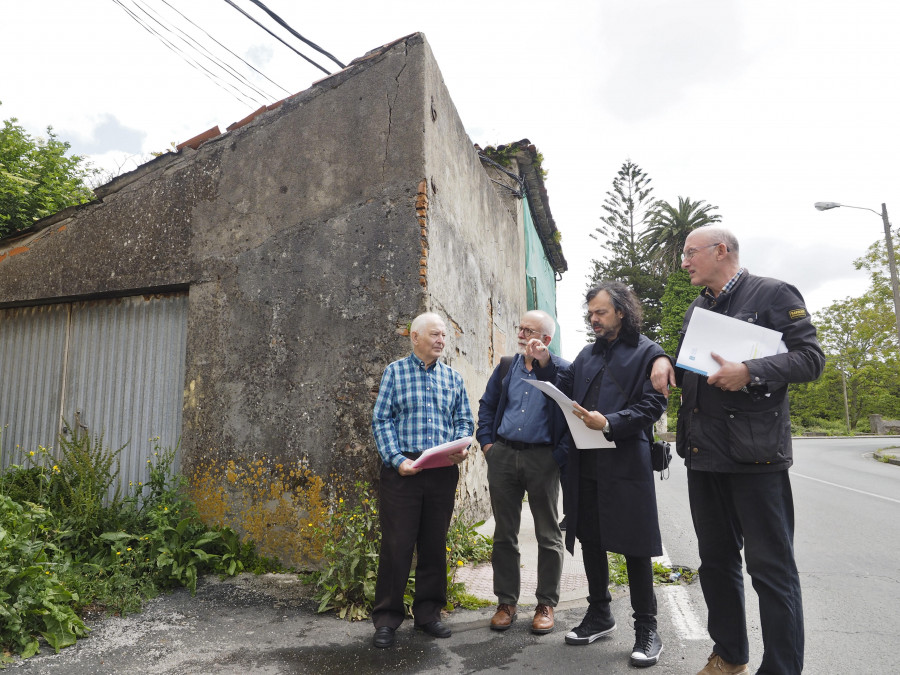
[
  {"x1": 307, "y1": 481, "x2": 493, "y2": 621},
  {"x1": 0, "y1": 429, "x2": 276, "y2": 663}
]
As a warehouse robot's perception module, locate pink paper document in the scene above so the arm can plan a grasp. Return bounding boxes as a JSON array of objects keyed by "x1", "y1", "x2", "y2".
[{"x1": 410, "y1": 436, "x2": 473, "y2": 469}]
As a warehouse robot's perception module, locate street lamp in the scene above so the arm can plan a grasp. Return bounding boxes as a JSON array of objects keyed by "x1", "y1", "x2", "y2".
[{"x1": 814, "y1": 201, "x2": 900, "y2": 347}]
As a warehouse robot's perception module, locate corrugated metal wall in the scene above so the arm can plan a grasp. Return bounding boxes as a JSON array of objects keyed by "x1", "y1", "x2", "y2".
[
  {"x1": 0, "y1": 304, "x2": 68, "y2": 459},
  {"x1": 0, "y1": 293, "x2": 188, "y2": 490}
]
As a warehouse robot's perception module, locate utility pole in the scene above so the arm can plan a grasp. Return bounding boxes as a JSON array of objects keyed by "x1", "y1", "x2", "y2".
[{"x1": 880, "y1": 203, "x2": 900, "y2": 348}]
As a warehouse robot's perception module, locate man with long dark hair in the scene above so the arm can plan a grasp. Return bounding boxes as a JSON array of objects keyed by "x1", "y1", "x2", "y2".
[{"x1": 527, "y1": 281, "x2": 667, "y2": 668}]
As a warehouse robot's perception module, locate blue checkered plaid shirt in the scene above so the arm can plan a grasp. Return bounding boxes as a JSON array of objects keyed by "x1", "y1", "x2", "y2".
[{"x1": 372, "y1": 353, "x2": 474, "y2": 469}]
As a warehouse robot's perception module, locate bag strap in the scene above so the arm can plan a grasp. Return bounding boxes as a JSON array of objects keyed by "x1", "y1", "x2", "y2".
[{"x1": 497, "y1": 355, "x2": 514, "y2": 381}]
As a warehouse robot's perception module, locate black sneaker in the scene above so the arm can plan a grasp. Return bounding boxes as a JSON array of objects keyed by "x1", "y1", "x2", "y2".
[
  {"x1": 564, "y1": 608, "x2": 616, "y2": 645},
  {"x1": 630, "y1": 625, "x2": 662, "y2": 667}
]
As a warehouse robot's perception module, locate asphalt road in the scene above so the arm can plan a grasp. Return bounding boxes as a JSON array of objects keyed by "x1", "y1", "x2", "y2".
[
  {"x1": 656, "y1": 436, "x2": 900, "y2": 674},
  {"x1": 6, "y1": 437, "x2": 898, "y2": 674}
]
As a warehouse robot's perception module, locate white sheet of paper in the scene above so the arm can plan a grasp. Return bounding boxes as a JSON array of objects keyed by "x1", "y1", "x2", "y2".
[
  {"x1": 676, "y1": 307, "x2": 784, "y2": 376},
  {"x1": 524, "y1": 379, "x2": 615, "y2": 450}
]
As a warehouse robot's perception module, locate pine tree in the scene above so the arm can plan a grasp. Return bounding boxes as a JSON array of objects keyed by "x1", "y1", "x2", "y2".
[{"x1": 587, "y1": 160, "x2": 664, "y2": 341}]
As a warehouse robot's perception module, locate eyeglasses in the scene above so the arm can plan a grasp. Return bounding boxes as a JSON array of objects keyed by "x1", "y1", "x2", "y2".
[
  {"x1": 515, "y1": 325, "x2": 544, "y2": 338},
  {"x1": 681, "y1": 243, "x2": 722, "y2": 262}
]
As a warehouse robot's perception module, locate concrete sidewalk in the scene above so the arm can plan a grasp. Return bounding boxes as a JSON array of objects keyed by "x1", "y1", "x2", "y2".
[{"x1": 455, "y1": 495, "x2": 590, "y2": 606}]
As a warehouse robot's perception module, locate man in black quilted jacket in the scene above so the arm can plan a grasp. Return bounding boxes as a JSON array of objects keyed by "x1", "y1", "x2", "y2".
[{"x1": 651, "y1": 226, "x2": 825, "y2": 675}]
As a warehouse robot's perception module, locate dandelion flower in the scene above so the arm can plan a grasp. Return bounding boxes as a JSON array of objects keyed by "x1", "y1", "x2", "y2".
[
  {"x1": 456, "y1": 560, "x2": 464, "y2": 567},
  {"x1": 29, "y1": 451, "x2": 35, "y2": 456},
  {"x1": 126, "y1": 547, "x2": 132, "y2": 551},
  {"x1": 116, "y1": 552, "x2": 122, "y2": 556},
  {"x1": 446, "y1": 547, "x2": 451, "y2": 552}
]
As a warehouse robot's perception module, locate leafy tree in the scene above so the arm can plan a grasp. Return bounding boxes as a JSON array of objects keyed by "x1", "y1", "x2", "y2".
[
  {"x1": 657, "y1": 269, "x2": 699, "y2": 429},
  {"x1": 588, "y1": 160, "x2": 664, "y2": 341},
  {"x1": 809, "y1": 289, "x2": 899, "y2": 429},
  {"x1": 642, "y1": 196, "x2": 722, "y2": 275},
  {"x1": 790, "y1": 235, "x2": 900, "y2": 431},
  {"x1": 0, "y1": 105, "x2": 96, "y2": 238},
  {"x1": 854, "y1": 236, "x2": 900, "y2": 348}
]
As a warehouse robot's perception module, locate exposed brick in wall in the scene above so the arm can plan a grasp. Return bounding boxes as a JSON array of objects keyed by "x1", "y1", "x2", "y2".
[{"x1": 416, "y1": 178, "x2": 428, "y2": 288}]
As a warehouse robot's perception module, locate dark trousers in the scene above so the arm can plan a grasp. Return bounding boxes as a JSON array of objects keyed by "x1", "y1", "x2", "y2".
[
  {"x1": 688, "y1": 469, "x2": 804, "y2": 674},
  {"x1": 577, "y1": 468, "x2": 657, "y2": 629},
  {"x1": 372, "y1": 463, "x2": 458, "y2": 629},
  {"x1": 486, "y1": 439, "x2": 563, "y2": 606}
]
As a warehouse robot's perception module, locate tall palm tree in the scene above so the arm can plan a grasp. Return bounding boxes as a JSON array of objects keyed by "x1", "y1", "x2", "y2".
[{"x1": 642, "y1": 197, "x2": 723, "y2": 274}]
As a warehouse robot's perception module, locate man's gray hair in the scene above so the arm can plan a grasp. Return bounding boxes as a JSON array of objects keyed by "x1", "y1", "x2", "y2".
[
  {"x1": 692, "y1": 225, "x2": 740, "y2": 255},
  {"x1": 523, "y1": 309, "x2": 556, "y2": 339},
  {"x1": 410, "y1": 312, "x2": 445, "y2": 335}
]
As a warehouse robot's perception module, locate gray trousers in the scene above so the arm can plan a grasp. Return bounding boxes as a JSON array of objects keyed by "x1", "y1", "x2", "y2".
[{"x1": 486, "y1": 439, "x2": 564, "y2": 606}]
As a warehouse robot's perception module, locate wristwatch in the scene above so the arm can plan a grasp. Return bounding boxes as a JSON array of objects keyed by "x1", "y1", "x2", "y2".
[{"x1": 602, "y1": 420, "x2": 610, "y2": 434}]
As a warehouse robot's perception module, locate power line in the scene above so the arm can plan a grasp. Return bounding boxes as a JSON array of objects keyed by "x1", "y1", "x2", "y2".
[
  {"x1": 220, "y1": 0, "x2": 332, "y2": 76},
  {"x1": 133, "y1": 0, "x2": 277, "y2": 103},
  {"x1": 134, "y1": 0, "x2": 288, "y2": 104},
  {"x1": 243, "y1": 0, "x2": 345, "y2": 70},
  {"x1": 157, "y1": 0, "x2": 292, "y2": 98},
  {"x1": 112, "y1": 0, "x2": 263, "y2": 107}
]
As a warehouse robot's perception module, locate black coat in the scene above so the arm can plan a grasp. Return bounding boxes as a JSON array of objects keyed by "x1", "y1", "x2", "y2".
[{"x1": 537, "y1": 333, "x2": 667, "y2": 557}]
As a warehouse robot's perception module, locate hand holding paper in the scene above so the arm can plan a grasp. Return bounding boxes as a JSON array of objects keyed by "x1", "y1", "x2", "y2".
[
  {"x1": 524, "y1": 379, "x2": 614, "y2": 449},
  {"x1": 410, "y1": 436, "x2": 472, "y2": 469},
  {"x1": 676, "y1": 308, "x2": 783, "y2": 377},
  {"x1": 707, "y1": 353, "x2": 752, "y2": 390}
]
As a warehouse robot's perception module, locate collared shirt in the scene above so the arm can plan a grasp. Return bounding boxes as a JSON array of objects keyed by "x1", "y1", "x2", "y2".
[
  {"x1": 496, "y1": 354, "x2": 552, "y2": 445},
  {"x1": 704, "y1": 267, "x2": 745, "y2": 302},
  {"x1": 372, "y1": 353, "x2": 474, "y2": 469}
]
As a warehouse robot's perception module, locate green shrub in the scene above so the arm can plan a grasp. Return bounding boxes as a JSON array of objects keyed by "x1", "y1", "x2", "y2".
[
  {"x1": 0, "y1": 495, "x2": 88, "y2": 658},
  {"x1": 309, "y1": 482, "x2": 380, "y2": 621},
  {"x1": 307, "y1": 482, "x2": 494, "y2": 620},
  {"x1": 0, "y1": 433, "x2": 250, "y2": 661}
]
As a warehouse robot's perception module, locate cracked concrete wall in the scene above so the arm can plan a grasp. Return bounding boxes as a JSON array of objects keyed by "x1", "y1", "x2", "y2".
[
  {"x1": 0, "y1": 33, "x2": 532, "y2": 560},
  {"x1": 419, "y1": 40, "x2": 527, "y2": 516}
]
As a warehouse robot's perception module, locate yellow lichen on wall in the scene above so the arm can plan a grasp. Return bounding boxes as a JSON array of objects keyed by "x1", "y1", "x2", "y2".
[{"x1": 189, "y1": 455, "x2": 329, "y2": 566}]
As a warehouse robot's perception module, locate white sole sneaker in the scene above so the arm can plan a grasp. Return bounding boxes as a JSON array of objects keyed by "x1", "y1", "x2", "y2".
[
  {"x1": 564, "y1": 622, "x2": 617, "y2": 645},
  {"x1": 630, "y1": 643, "x2": 663, "y2": 667}
]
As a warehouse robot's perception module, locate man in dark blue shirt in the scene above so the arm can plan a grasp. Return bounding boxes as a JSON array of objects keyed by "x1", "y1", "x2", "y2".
[{"x1": 477, "y1": 310, "x2": 570, "y2": 635}]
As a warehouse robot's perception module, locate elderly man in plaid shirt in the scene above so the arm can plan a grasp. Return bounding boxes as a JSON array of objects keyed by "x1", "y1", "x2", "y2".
[{"x1": 370, "y1": 312, "x2": 474, "y2": 649}]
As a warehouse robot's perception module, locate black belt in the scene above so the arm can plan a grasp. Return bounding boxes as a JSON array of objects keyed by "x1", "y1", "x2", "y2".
[
  {"x1": 402, "y1": 451, "x2": 422, "y2": 459},
  {"x1": 497, "y1": 435, "x2": 545, "y2": 451}
]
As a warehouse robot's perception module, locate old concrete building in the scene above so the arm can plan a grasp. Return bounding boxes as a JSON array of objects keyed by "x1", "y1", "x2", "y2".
[{"x1": 0, "y1": 33, "x2": 566, "y2": 565}]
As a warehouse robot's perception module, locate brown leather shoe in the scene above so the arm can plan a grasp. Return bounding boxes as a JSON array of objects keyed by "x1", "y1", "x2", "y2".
[
  {"x1": 490, "y1": 603, "x2": 517, "y2": 631},
  {"x1": 697, "y1": 652, "x2": 750, "y2": 674},
  {"x1": 532, "y1": 604, "x2": 554, "y2": 634}
]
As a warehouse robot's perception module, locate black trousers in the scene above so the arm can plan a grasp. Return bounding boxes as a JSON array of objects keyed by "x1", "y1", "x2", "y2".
[
  {"x1": 577, "y1": 464, "x2": 657, "y2": 629},
  {"x1": 372, "y1": 463, "x2": 458, "y2": 629},
  {"x1": 688, "y1": 469, "x2": 803, "y2": 674}
]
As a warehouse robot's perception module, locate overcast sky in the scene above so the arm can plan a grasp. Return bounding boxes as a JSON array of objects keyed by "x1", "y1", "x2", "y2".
[{"x1": 4, "y1": 0, "x2": 899, "y2": 359}]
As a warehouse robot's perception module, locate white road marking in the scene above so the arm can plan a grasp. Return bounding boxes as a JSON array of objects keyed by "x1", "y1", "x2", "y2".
[
  {"x1": 656, "y1": 546, "x2": 707, "y2": 641},
  {"x1": 792, "y1": 472, "x2": 900, "y2": 505},
  {"x1": 665, "y1": 585, "x2": 708, "y2": 640}
]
